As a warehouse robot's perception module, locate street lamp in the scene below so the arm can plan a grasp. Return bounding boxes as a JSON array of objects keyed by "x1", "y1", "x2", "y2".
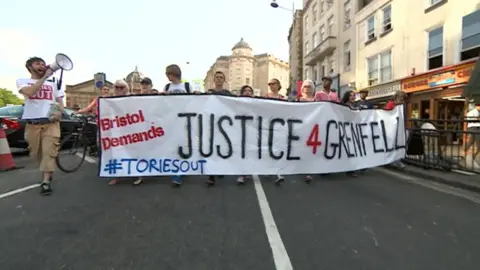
[{"x1": 270, "y1": 0, "x2": 295, "y2": 15}]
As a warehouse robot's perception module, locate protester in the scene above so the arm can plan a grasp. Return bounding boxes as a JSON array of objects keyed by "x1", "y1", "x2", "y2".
[
  {"x1": 205, "y1": 71, "x2": 233, "y2": 186},
  {"x1": 355, "y1": 89, "x2": 373, "y2": 109},
  {"x1": 140, "y1": 77, "x2": 153, "y2": 94},
  {"x1": 16, "y1": 57, "x2": 65, "y2": 196},
  {"x1": 236, "y1": 85, "x2": 254, "y2": 185},
  {"x1": 265, "y1": 78, "x2": 286, "y2": 185},
  {"x1": 151, "y1": 89, "x2": 159, "y2": 94},
  {"x1": 298, "y1": 80, "x2": 316, "y2": 182},
  {"x1": 341, "y1": 90, "x2": 359, "y2": 109},
  {"x1": 265, "y1": 78, "x2": 285, "y2": 99},
  {"x1": 314, "y1": 76, "x2": 339, "y2": 102},
  {"x1": 207, "y1": 71, "x2": 232, "y2": 96},
  {"x1": 163, "y1": 65, "x2": 191, "y2": 94},
  {"x1": 106, "y1": 80, "x2": 134, "y2": 186},
  {"x1": 75, "y1": 85, "x2": 110, "y2": 115},
  {"x1": 385, "y1": 90, "x2": 407, "y2": 168}
]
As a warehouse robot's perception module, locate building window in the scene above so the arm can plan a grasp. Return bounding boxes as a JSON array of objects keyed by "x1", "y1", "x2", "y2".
[
  {"x1": 343, "y1": 40, "x2": 351, "y2": 72},
  {"x1": 367, "y1": 57, "x2": 379, "y2": 86},
  {"x1": 367, "y1": 16, "x2": 375, "y2": 40},
  {"x1": 312, "y1": 4, "x2": 317, "y2": 22},
  {"x1": 305, "y1": 15, "x2": 309, "y2": 33},
  {"x1": 304, "y1": 67, "x2": 309, "y2": 79},
  {"x1": 430, "y1": 0, "x2": 442, "y2": 5},
  {"x1": 320, "y1": 25, "x2": 325, "y2": 41},
  {"x1": 344, "y1": 1, "x2": 351, "y2": 29},
  {"x1": 312, "y1": 32, "x2": 318, "y2": 47},
  {"x1": 246, "y1": 78, "x2": 250, "y2": 84},
  {"x1": 320, "y1": 0, "x2": 325, "y2": 14},
  {"x1": 328, "y1": 16, "x2": 334, "y2": 36},
  {"x1": 321, "y1": 65, "x2": 326, "y2": 78},
  {"x1": 428, "y1": 26, "x2": 443, "y2": 69},
  {"x1": 313, "y1": 66, "x2": 318, "y2": 82},
  {"x1": 328, "y1": 58, "x2": 335, "y2": 73},
  {"x1": 327, "y1": 0, "x2": 333, "y2": 9},
  {"x1": 305, "y1": 41, "x2": 309, "y2": 54},
  {"x1": 380, "y1": 51, "x2": 392, "y2": 82},
  {"x1": 382, "y1": 5, "x2": 392, "y2": 33},
  {"x1": 461, "y1": 9, "x2": 480, "y2": 61}
]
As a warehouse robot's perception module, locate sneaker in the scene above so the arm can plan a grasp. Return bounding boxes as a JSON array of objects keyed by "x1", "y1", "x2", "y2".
[
  {"x1": 108, "y1": 179, "x2": 119, "y2": 186},
  {"x1": 206, "y1": 176, "x2": 216, "y2": 186},
  {"x1": 40, "y1": 182, "x2": 52, "y2": 196},
  {"x1": 304, "y1": 175, "x2": 312, "y2": 183},
  {"x1": 275, "y1": 175, "x2": 285, "y2": 185},
  {"x1": 237, "y1": 176, "x2": 246, "y2": 185},
  {"x1": 172, "y1": 176, "x2": 183, "y2": 187},
  {"x1": 132, "y1": 177, "x2": 143, "y2": 186}
]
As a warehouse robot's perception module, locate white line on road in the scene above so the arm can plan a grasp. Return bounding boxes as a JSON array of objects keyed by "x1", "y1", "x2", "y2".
[
  {"x1": 373, "y1": 167, "x2": 480, "y2": 204},
  {"x1": 252, "y1": 175, "x2": 293, "y2": 270},
  {"x1": 0, "y1": 184, "x2": 40, "y2": 200}
]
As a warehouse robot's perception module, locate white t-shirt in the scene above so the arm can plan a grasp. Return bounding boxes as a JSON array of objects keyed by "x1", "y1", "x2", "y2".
[
  {"x1": 164, "y1": 82, "x2": 190, "y2": 94},
  {"x1": 16, "y1": 78, "x2": 65, "y2": 119},
  {"x1": 466, "y1": 108, "x2": 480, "y2": 128}
]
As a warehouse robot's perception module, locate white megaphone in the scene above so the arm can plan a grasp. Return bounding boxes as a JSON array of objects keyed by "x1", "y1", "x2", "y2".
[{"x1": 47, "y1": 53, "x2": 73, "y2": 72}]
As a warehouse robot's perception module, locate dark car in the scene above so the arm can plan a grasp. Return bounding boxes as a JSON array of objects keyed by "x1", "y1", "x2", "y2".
[{"x1": 0, "y1": 105, "x2": 97, "y2": 150}]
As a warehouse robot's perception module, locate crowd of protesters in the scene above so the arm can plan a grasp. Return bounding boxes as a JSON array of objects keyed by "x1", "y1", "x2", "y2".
[{"x1": 73, "y1": 64, "x2": 409, "y2": 188}]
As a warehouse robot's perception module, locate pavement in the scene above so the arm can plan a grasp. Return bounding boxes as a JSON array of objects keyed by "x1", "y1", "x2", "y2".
[{"x1": 1, "y1": 153, "x2": 480, "y2": 270}]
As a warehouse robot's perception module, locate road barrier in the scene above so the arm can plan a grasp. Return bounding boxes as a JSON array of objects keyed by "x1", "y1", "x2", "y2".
[{"x1": 405, "y1": 118, "x2": 480, "y2": 174}]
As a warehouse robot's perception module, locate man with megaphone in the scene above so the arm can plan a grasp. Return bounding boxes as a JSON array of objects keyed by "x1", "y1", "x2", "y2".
[{"x1": 16, "y1": 55, "x2": 72, "y2": 196}]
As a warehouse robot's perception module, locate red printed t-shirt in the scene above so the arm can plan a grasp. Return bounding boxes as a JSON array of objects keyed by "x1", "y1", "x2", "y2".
[
  {"x1": 17, "y1": 78, "x2": 65, "y2": 119},
  {"x1": 384, "y1": 100, "x2": 395, "y2": 110}
]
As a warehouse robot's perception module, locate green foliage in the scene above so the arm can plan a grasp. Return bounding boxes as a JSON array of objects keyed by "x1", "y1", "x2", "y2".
[{"x1": 0, "y1": 88, "x2": 24, "y2": 107}]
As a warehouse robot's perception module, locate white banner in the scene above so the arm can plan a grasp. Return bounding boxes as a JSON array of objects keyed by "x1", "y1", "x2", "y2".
[{"x1": 98, "y1": 95, "x2": 405, "y2": 177}]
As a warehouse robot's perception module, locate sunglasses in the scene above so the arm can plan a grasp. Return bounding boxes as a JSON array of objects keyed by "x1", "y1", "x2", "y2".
[
  {"x1": 115, "y1": 86, "x2": 125, "y2": 89},
  {"x1": 268, "y1": 82, "x2": 277, "y2": 86}
]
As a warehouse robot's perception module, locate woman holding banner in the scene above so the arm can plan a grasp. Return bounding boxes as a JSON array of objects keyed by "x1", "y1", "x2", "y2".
[
  {"x1": 106, "y1": 80, "x2": 136, "y2": 186},
  {"x1": 266, "y1": 78, "x2": 286, "y2": 185},
  {"x1": 341, "y1": 90, "x2": 360, "y2": 177},
  {"x1": 298, "y1": 80, "x2": 316, "y2": 182},
  {"x1": 236, "y1": 85, "x2": 254, "y2": 184}
]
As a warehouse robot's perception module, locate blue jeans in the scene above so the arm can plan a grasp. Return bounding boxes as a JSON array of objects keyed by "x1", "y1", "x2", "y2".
[{"x1": 172, "y1": 175, "x2": 182, "y2": 182}]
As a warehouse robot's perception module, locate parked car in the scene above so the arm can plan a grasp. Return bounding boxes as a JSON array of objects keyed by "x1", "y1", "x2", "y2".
[{"x1": 0, "y1": 105, "x2": 97, "y2": 150}]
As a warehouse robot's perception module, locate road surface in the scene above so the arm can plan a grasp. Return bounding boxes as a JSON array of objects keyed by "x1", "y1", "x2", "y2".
[{"x1": 1, "y1": 154, "x2": 480, "y2": 270}]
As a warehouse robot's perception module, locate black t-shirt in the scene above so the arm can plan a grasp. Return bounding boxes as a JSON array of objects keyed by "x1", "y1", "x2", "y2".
[
  {"x1": 207, "y1": 89, "x2": 233, "y2": 96},
  {"x1": 355, "y1": 99, "x2": 373, "y2": 109}
]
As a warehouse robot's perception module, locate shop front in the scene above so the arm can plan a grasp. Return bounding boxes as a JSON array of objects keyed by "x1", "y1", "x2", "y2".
[
  {"x1": 356, "y1": 80, "x2": 401, "y2": 107},
  {"x1": 401, "y1": 59, "x2": 476, "y2": 121}
]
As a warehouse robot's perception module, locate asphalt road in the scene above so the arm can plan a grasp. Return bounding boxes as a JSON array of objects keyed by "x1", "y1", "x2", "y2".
[{"x1": 1, "y1": 154, "x2": 480, "y2": 270}]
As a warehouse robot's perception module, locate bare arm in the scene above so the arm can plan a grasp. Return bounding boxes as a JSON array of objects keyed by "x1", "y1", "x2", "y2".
[
  {"x1": 19, "y1": 77, "x2": 47, "y2": 97},
  {"x1": 76, "y1": 99, "x2": 96, "y2": 114},
  {"x1": 56, "y1": 97, "x2": 65, "y2": 113}
]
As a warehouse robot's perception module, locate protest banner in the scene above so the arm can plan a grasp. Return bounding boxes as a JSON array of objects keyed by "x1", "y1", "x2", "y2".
[{"x1": 98, "y1": 95, "x2": 405, "y2": 177}]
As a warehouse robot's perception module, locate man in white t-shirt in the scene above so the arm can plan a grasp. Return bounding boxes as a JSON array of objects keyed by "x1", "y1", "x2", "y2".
[
  {"x1": 466, "y1": 104, "x2": 480, "y2": 161},
  {"x1": 16, "y1": 56, "x2": 65, "y2": 196}
]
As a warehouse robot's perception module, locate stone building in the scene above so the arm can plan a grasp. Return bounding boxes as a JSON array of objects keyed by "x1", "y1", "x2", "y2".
[
  {"x1": 288, "y1": 9, "x2": 304, "y2": 94},
  {"x1": 204, "y1": 38, "x2": 290, "y2": 96},
  {"x1": 125, "y1": 66, "x2": 143, "y2": 95},
  {"x1": 65, "y1": 73, "x2": 112, "y2": 109}
]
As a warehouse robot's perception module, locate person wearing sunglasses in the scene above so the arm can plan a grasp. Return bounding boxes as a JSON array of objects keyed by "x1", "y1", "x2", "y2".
[{"x1": 265, "y1": 78, "x2": 286, "y2": 185}]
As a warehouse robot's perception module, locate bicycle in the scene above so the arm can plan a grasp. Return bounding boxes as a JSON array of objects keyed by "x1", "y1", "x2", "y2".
[{"x1": 56, "y1": 114, "x2": 97, "y2": 173}]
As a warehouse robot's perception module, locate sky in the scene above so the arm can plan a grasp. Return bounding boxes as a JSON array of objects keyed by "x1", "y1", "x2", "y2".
[{"x1": 0, "y1": 0, "x2": 304, "y2": 96}]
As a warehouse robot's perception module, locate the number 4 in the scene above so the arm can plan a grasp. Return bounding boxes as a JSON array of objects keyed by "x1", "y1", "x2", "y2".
[{"x1": 306, "y1": 124, "x2": 322, "y2": 154}]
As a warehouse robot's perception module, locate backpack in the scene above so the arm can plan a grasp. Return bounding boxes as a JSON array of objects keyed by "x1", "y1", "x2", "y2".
[{"x1": 164, "y1": 82, "x2": 191, "y2": 93}]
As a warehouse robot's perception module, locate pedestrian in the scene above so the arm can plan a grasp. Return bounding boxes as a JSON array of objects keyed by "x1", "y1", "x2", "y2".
[
  {"x1": 265, "y1": 78, "x2": 286, "y2": 185},
  {"x1": 340, "y1": 90, "x2": 360, "y2": 177},
  {"x1": 16, "y1": 57, "x2": 65, "y2": 196},
  {"x1": 314, "y1": 76, "x2": 339, "y2": 102},
  {"x1": 236, "y1": 85, "x2": 254, "y2": 185},
  {"x1": 355, "y1": 89, "x2": 373, "y2": 109},
  {"x1": 385, "y1": 90, "x2": 407, "y2": 168},
  {"x1": 205, "y1": 71, "x2": 233, "y2": 186}
]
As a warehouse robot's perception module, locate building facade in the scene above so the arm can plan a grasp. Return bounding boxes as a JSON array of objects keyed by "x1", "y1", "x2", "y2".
[
  {"x1": 204, "y1": 38, "x2": 290, "y2": 96},
  {"x1": 355, "y1": 0, "x2": 480, "y2": 111},
  {"x1": 125, "y1": 66, "x2": 143, "y2": 95},
  {"x1": 302, "y1": 0, "x2": 357, "y2": 96},
  {"x1": 65, "y1": 73, "x2": 112, "y2": 109},
  {"x1": 288, "y1": 9, "x2": 304, "y2": 94}
]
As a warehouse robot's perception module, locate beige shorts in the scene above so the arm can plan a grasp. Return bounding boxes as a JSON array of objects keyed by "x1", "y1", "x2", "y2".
[{"x1": 25, "y1": 121, "x2": 61, "y2": 172}]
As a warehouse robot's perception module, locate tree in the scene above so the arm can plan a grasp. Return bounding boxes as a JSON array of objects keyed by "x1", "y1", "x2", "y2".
[{"x1": 0, "y1": 88, "x2": 24, "y2": 107}]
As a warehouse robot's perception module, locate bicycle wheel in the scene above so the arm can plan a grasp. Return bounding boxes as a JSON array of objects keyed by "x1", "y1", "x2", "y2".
[{"x1": 56, "y1": 133, "x2": 87, "y2": 173}]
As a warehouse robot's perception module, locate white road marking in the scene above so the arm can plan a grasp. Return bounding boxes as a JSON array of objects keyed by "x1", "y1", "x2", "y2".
[
  {"x1": 0, "y1": 184, "x2": 40, "y2": 199},
  {"x1": 75, "y1": 153, "x2": 97, "y2": 164},
  {"x1": 252, "y1": 175, "x2": 293, "y2": 270},
  {"x1": 373, "y1": 167, "x2": 480, "y2": 204}
]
